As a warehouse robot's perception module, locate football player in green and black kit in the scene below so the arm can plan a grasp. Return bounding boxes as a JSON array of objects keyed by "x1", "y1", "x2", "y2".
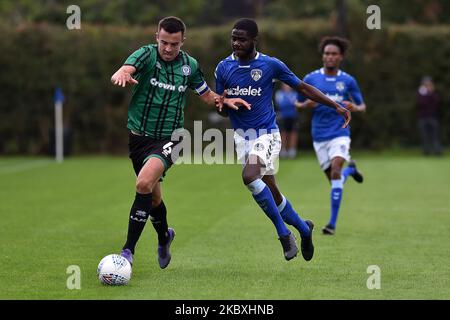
[{"x1": 111, "y1": 16, "x2": 250, "y2": 269}]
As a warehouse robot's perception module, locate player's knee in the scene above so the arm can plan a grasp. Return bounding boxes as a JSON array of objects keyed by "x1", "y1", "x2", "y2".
[
  {"x1": 242, "y1": 170, "x2": 257, "y2": 186},
  {"x1": 136, "y1": 177, "x2": 153, "y2": 194},
  {"x1": 330, "y1": 168, "x2": 342, "y2": 180}
]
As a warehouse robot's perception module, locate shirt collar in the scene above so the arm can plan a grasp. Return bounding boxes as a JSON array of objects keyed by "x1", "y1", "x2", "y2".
[
  {"x1": 231, "y1": 51, "x2": 260, "y2": 61},
  {"x1": 320, "y1": 67, "x2": 342, "y2": 76}
]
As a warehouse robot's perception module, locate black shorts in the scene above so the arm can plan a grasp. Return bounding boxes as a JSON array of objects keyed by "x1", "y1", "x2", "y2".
[
  {"x1": 278, "y1": 117, "x2": 298, "y2": 133},
  {"x1": 128, "y1": 131, "x2": 182, "y2": 177}
]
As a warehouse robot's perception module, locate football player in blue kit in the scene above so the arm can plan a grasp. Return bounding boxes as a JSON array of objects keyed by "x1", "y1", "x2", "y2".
[
  {"x1": 215, "y1": 19, "x2": 351, "y2": 261},
  {"x1": 296, "y1": 37, "x2": 366, "y2": 235}
]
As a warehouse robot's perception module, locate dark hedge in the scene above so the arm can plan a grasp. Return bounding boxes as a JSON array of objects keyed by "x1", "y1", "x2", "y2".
[{"x1": 0, "y1": 20, "x2": 448, "y2": 154}]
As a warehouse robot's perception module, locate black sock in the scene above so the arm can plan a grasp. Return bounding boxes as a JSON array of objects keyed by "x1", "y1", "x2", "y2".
[
  {"x1": 123, "y1": 192, "x2": 152, "y2": 254},
  {"x1": 150, "y1": 200, "x2": 169, "y2": 244}
]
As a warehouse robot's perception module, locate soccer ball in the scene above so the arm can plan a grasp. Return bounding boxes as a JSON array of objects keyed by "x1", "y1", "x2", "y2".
[{"x1": 97, "y1": 254, "x2": 132, "y2": 286}]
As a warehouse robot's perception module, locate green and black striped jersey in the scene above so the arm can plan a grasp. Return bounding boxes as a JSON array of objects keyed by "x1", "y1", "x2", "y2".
[{"x1": 124, "y1": 44, "x2": 208, "y2": 139}]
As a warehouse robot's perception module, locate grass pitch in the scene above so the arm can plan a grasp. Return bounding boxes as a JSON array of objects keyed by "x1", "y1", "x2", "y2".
[{"x1": 0, "y1": 152, "x2": 449, "y2": 299}]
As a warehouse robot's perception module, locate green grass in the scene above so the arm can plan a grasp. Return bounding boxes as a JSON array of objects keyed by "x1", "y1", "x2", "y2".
[{"x1": 0, "y1": 153, "x2": 449, "y2": 299}]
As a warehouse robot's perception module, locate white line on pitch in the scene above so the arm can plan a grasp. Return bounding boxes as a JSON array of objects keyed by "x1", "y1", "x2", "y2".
[{"x1": 0, "y1": 160, "x2": 52, "y2": 175}]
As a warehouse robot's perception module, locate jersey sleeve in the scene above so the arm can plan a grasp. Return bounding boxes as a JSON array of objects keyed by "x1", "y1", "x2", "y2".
[
  {"x1": 188, "y1": 60, "x2": 209, "y2": 96},
  {"x1": 348, "y1": 77, "x2": 364, "y2": 105},
  {"x1": 272, "y1": 58, "x2": 302, "y2": 88},
  {"x1": 214, "y1": 62, "x2": 225, "y2": 96},
  {"x1": 124, "y1": 46, "x2": 155, "y2": 74}
]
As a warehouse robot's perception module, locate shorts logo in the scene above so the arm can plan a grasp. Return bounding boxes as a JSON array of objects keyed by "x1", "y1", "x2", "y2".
[
  {"x1": 181, "y1": 65, "x2": 191, "y2": 76},
  {"x1": 266, "y1": 140, "x2": 274, "y2": 160},
  {"x1": 251, "y1": 69, "x2": 262, "y2": 81},
  {"x1": 336, "y1": 81, "x2": 345, "y2": 91},
  {"x1": 254, "y1": 143, "x2": 264, "y2": 152},
  {"x1": 340, "y1": 144, "x2": 346, "y2": 153},
  {"x1": 162, "y1": 142, "x2": 174, "y2": 157}
]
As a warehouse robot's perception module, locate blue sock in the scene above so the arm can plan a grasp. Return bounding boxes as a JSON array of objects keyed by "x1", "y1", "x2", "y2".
[
  {"x1": 343, "y1": 166, "x2": 355, "y2": 183},
  {"x1": 329, "y1": 179, "x2": 344, "y2": 228},
  {"x1": 277, "y1": 196, "x2": 311, "y2": 237},
  {"x1": 247, "y1": 179, "x2": 290, "y2": 237}
]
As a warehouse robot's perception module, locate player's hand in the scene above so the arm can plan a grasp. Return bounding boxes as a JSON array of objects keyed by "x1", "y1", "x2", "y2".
[
  {"x1": 336, "y1": 104, "x2": 351, "y2": 128},
  {"x1": 214, "y1": 91, "x2": 226, "y2": 112},
  {"x1": 111, "y1": 71, "x2": 138, "y2": 87},
  {"x1": 342, "y1": 101, "x2": 356, "y2": 112},
  {"x1": 224, "y1": 97, "x2": 251, "y2": 111},
  {"x1": 215, "y1": 91, "x2": 251, "y2": 112}
]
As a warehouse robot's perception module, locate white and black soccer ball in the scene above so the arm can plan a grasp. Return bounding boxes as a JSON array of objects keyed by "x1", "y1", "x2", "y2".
[{"x1": 97, "y1": 254, "x2": 132, "y2": 286}]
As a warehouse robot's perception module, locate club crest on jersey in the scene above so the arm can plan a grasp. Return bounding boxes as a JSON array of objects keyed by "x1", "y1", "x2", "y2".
[
  {"x1": 336, "y1": 81, "x2": 345, "y2": 91},
  {"x1": 181, "y1": 65, "x2": 191, "y2": 76},
  {"x1": 251, "y1": 69, "x2": 262, "y2": 81}
]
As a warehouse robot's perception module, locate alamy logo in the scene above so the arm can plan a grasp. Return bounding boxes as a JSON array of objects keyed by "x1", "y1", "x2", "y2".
[
  {"x1": 367, "y1": 265, "x2": 381, "y2": 289},
  {"x1": 226, "y1": 86, "x2": 262, "y2": 97},
  {"x1": 66, "y1": 265, "x2": 81, "y2": 290},
  {"x1": 66, "y1": 5, "x2": 81, "y2": 30},
  {"x1": 251, "y1": 69, "x2": 262, "y2": 81},
  {"x1": 366, "y1": 5, "x2": 381, "y2": 30}
]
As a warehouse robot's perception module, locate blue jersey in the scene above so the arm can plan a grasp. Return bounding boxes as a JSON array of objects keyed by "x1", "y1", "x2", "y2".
[
  {"x1": 298, "y1": 68, "x2": 364, "y2": 142},
  {"x1": 215, "y1": 52, "x2": 301, "y2": 133},
  {"x1": 275, "y1": 90, "x2": 298, "y2": 119}
]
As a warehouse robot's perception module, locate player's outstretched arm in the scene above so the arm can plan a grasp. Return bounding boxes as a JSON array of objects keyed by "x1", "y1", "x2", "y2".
[
  {"x1": 111, "y1": 65, "x2": 138, "y2": 87},
  {"x1": 297, "y1": 82, "x2": 351, "y2": 128},
  {"x1": 199, "y1": 89, "x2": 251, "y2": 112}
]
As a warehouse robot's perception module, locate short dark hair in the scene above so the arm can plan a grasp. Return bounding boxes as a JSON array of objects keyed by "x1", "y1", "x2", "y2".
[
  {"x1": 158, "y1": 16, "x2": 186, "y2": 36},
  {"x1": 233, "y1": 18, "x2": 258, "y2": 38},
  {"x1": 319, "y1": 36, "x2": 350, "y2": 55}
]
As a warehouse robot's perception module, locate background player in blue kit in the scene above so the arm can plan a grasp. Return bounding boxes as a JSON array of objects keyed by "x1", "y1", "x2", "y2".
[
  {"x1": 296, "y1": 36, "x2": 366, "y2": 235},
  {"x1": 215, "y1": 19, "x2": 351, "y2": 261},
  {"x1": 275, "y1": 83, "x2": 300, "y2": 159}
]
